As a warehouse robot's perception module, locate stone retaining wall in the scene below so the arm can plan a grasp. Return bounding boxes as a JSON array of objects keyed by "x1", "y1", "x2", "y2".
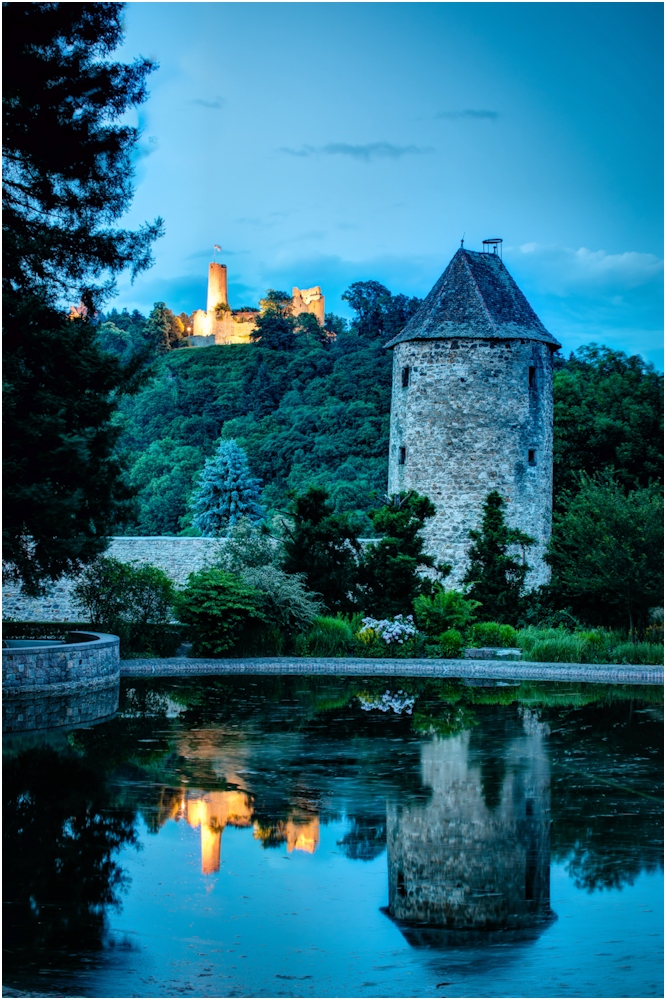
[
  {"x1": 3, "y1": 632, "x2": 120, "y2": 695},
  {"x1": 2, "y1": 535, "x2": 376, "y2": 622},
  {"x1": 3, "y1": 683, "x2": 119, "y2": 734},
  {"x1": 2, "y1": 537, "x2": 226, "y2": 620},
  {"x1": 118, "y1": 656, "x2": 663, "y2": 686}
]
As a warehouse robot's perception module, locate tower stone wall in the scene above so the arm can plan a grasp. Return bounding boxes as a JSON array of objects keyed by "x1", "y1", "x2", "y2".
[
  {"x1": 206, "y1": 262, "x2": 228, "y2": 313},
  {"x1": 387, "y1": 721, "x2": 553, "y2": 934},
  {"x1": 386, "y1": 248, "x2": 560, "y2": 588},
  {"x1": 388, "y1": 337, "x2": 555, "y2": 587}
]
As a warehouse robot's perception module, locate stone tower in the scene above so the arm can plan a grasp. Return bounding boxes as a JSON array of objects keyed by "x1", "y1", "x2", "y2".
[
  {"x1": 206, "y1": 261, "x2": 228, "y2": 313},
  {"x1": 387, "y1": 714, "x2": 554, "y2": 943},
  {"x1": 386, "y1": 245, "x2": 561, "y2": 588}
]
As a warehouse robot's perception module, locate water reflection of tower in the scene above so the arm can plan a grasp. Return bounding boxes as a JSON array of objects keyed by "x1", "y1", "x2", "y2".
[{"x1": 387, "y1": 712, "x2": 554, "y2": 940}]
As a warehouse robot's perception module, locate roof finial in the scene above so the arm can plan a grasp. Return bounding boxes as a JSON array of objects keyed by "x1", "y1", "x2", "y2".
[{"x1": 460, "y1": 233, "x2": 465, "y2": 249}]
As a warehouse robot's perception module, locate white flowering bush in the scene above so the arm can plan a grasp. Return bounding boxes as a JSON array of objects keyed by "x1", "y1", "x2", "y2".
[
  {"x1": 358, "y1": 689, "x2": 416, "y2": 715},
  {"x1": 356, "y1": 614, "x2": 418, "y2": 646}
]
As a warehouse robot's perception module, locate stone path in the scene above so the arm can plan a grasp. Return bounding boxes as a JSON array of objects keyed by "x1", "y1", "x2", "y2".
[{"x1": 120, "y1": 656, "x2": 663, "y2": 686}]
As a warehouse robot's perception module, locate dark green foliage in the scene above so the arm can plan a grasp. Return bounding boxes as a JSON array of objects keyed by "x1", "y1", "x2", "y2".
[
  {"x1": 341, "y1": 281, "x2": 421, "y2": 343},
  {"x1": 462, "y1": 491, "x2": 535, "y2": 625},
  {"x1": 3, "y1": 748, "x2": 137, "y2": 965},
  {"x1": 293, "y1": 615, "x2": 356, "y2": 657},
  {"x1": 553, "y1": 345, "x2": 663, "y2": 501},
  {"x1": 128, "y1": 439, "x2": 204, "y2": 535},
  {"x1": 190, "y1": 439, "x2": 264, "y2": 535},
  {"x1": 281, "y1": 486, "x2": 362, "y2": 612},
  {"x1": 547, "y1": 474, "x2": 663, "y2": 635},
  {"x1": 437, "y1": 629, "x2": 465, "y2": 658},
  {"x1": 467, "y1": 622, "x2": 519, "y2": 648},
  {"x1": 144, "y1": 301, "x2": 185, "y2": 353},
  {"x1": 115, "y1": 281, "x2": 421, "y2": 534},
  {"x1": 3, "y1": 3, "x2": 162, "y2": 593},
  {"x1": 72, "y1": 556, "x2": 176, "y2": 656},
  {"x1": 359, "y1": 491, "x2": 443, "y2": 618},
  {"x1": 3, "y1": 298, "x2": 142, "y2": 594},
  {"x1": 3, "y1": 1, "x2": 163, "y2": 305},
  {"x1": 174, "y1": 568, "x2": 266, "y2": 656},
  {"x1": 250, "y1": 290, "x2": 296, "y2": 350},
  {"x1": 413, "y1": 589, "x2": 481, "y2": 636}
]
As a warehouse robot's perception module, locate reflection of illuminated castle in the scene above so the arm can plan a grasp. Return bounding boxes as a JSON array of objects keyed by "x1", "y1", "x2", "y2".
[
  {"x1": 387, "y1": 720, "x2": 554, "y2": 939},
  {"x1": 161, "y1": 788, "x2": 320, "y2": 874},
  {"x1": 189, "y1": 261, "x2": 325, "y2": 347}
]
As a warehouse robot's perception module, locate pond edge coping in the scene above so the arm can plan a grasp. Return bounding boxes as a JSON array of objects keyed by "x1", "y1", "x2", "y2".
[{"x1": 118, "y1": 656, "x2": 663, "y2": 686}]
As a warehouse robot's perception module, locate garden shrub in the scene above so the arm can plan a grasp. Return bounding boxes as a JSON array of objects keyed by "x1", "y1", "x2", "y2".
[
  {"x1": 241, "y1": 565, "x2": 321, "y2": 637},
  {"x1": 353, "y1": 614, "x2": 425, "y2": 658},
  {"x1": 213, "y1": 520, "x2": 321, "y2": 650},
  {"x1": 413, "y1": 589, "x2": 480, "y2": 637},
  {"x1": 466, "y1": 622, "x2": 518, "y2": 648},
  {"x1": 294, "y1": 615, "x2": 355, "y2": 657},
  {"x1": 437, "y1": 628, "x2": 464, "y2": 658},
  {"x1": 73, "y1": 557, "x2": 177, "y2": 657},
  {"x1": 610, "y1": 642, "x2": 664, "y2": 665},
  {"x1": 174, "y1": 568, "x2": 266, "y2": 656}
]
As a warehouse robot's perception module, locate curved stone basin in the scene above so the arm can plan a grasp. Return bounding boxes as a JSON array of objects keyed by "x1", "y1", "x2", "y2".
[{"x1": 2, "y1": 631, "x2": 120, "y2": 733}]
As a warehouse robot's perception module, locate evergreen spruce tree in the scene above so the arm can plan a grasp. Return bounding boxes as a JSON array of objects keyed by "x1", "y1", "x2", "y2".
[
  {"x1": 359, "y1": 491, "x2": 446, "y2": 618},
  {"x1": 462, "y1": 490, "x2": 535, "y2": 624},
  {"x1": 190, "y1": 440, "x2": 264, "y2": 536},
  {"x1": 281, "y1": 486, "x2": 363, "y2": 612}
]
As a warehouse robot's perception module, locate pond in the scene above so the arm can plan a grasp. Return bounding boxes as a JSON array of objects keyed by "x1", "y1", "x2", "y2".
[{"x1": 3, "y1": 677, "x2": 663, "y2": 999}]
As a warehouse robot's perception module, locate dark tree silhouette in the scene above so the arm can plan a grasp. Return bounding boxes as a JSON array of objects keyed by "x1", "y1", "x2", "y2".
[{"x1": 3, "y1": 3, "x2": 163, "y2": 593}]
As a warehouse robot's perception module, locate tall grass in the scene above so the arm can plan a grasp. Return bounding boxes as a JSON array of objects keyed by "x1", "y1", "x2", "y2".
[{"x1": 517, "y1": 627, "x2": 664, "y2": 665}]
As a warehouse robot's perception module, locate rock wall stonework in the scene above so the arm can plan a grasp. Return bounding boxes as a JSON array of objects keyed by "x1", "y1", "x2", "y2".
[
  {"x1": 388, "y1": 338, "x2": 554, "y2": 587},
  {"x1": 387, "y1": 719, "x2": 553, "y2": 935},
  {"x1": 3, "y1": 632, "x2": 120, "y2": 695},
  {"x1": 2, "y1": 536, "x2": 225, "y2": 621},
  {"x1": 3, "y1": 683, "x2": 120, "y2": 734}
]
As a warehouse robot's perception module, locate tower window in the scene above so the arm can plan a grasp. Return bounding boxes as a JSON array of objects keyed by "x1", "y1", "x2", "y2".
[
  {"x1": 399, "y1": 446, "x2": 406, "y2": 465},
  {"x1": 528, "y1": 366, "x2": 536, "y2": 388},
  {"x1": 528, "y1": 449, "x2": 536, "y2": 465},
  {"x1": 401, "y1": 366, "x2": 410, "y2": 388}
]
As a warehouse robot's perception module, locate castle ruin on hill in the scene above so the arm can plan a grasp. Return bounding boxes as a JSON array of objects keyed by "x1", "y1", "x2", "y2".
[{"x1": 188, "y1": 261, "x2": 325, "y2": 347}]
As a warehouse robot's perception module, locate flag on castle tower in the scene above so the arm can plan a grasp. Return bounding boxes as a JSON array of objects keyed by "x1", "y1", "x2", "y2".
[{"x1": 214, "y1": 244, "x2": 221, "y2": 252}]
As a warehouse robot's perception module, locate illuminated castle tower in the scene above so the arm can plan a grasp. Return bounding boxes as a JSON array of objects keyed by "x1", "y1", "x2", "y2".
[
  {"x1": 190, "y1": 259, "x2": 325, "y2": 347},
  {"x1": 386, "y1": 241, "x2": 561, "y2": 587},
  {"x1": 386, "y1": 712, "x2": 554, "y2": 942}
]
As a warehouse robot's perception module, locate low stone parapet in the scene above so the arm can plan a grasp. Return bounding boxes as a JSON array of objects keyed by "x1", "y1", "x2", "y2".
[
  {"x1": 3, "y1": 631, "x2": 120, "y2": 696},
  {"x1": 118, "y1": 656, "x2": 663, "y2": 686}
]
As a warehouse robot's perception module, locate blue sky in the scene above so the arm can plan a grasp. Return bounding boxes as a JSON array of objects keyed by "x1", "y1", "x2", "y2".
[{"x1": 114, "y1": 2, "x2": 663, "y2": 368}]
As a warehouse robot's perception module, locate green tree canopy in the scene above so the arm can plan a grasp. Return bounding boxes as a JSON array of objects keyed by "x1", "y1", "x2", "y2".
[
  {"x1": 3, "y1": 1, "x2": 162, "y2": 305},
  {"x1": 462, "y1": 490, "x2": 535, "y2": 625},
  {"x1": 250, "y1": 290, "x2": 296, "y2": 350},
  {"x1": 3, "y1": 300, "x2": 142, "y2": 593},
  {"x1": 3, "y1": 2, "x2": 162, "y2": 593},
  {"x1": 547, "y1": 474, "x2": 663, "y2": 635},
  {"x1": 281, "y1": 486, "x2": 363, "y2": 613},
  {"x1": 553, "y1": 345, "x2": 663, "y2": 500},
  {"x1": 359, "y1": 491, "x2": 443, "y2": 618}
]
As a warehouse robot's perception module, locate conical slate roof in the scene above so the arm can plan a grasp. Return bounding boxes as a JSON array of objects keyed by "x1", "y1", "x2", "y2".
[{"x1": 385, "y1": 248, "x2": 561, "y2": 349}]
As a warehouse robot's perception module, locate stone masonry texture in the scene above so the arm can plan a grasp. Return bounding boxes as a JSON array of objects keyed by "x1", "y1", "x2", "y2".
[
  {"x1": 3, "y1": 632, "x2": 120, "y2": 694},
  {"x1": 2, "y1": 536, "x2": 227, "y2": 621},
  {"x1": 388, "y1": 337, "x2": 555, "y2": 587},
  {"x1": 386, "y1": 248, "x2": 560, "y2": 589}
]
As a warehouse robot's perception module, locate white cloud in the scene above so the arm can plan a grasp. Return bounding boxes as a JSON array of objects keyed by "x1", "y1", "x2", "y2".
[{"x1": 507, "y1": 243, "x2": 663, "y2": 294}]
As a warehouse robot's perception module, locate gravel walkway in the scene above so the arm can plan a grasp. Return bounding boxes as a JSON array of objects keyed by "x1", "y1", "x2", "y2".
[{"x1": 120, "y1": 656, "x2": 663, "y2": 685}]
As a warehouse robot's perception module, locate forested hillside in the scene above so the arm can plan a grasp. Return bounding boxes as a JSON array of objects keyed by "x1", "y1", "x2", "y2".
[
  {"x1": 107, "y1": 285, "x2": 663, "y2": 537},
  {"x1": 113, "y1": 282, "x2": 420, "y2": 534}
]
